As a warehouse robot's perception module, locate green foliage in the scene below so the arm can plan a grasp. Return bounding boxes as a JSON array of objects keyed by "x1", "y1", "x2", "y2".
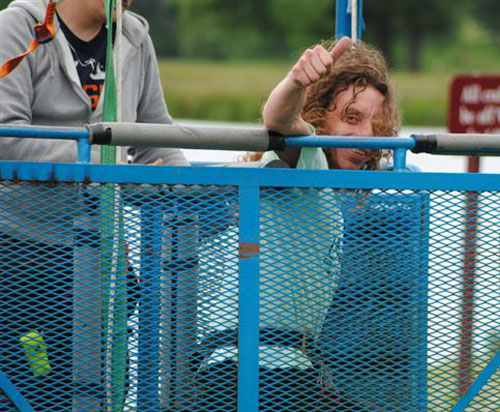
[
  {"x1": 268, "y1": 1, "x2": 334, "y2": 53},
  {"x1": 132, "y1": 0, "x2": 500, "y2": 73},
  {"x1": 138, "y1": 0, "x2": 335, "y2": 60},
  {"x1": 470, "y1": 0, "x2": 500, "y2": 43},
  {"x1": 176, "y1": 0, "x2": 286, "y2": 59},
  {"x1": 129, "y1": 1, "x2": 178, "y2": 56},
  {"x1": 0, "y1": 0, "x2": 10, "y2": 10},
  {"x1": 364, "y1": 0, "x2": 462, "y2": 70},
  {"x1": 422, "y1": 38, "x2": 500, "y2": 74}
]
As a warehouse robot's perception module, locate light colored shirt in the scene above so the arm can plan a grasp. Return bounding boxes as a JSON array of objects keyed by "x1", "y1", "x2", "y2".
[{"x1": 197, "y1": 146, "x2": 343, "y2": 369}]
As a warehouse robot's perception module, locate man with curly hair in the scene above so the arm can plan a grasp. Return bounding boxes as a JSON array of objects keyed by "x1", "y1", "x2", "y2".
[
  {"x1": 257, "y1": 37, "x2": 402, "y2": 410},
  {"x1": 194, "y1": 37, "x2": 402, "y2": 412},
  {"x1": 262, "y1": 36, "x2": 400, "y2": 171}
]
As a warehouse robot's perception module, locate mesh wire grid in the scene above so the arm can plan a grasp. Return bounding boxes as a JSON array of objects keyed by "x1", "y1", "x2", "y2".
[{"x1": 0, "y1": 177, "x2": 499, "y2": 411}]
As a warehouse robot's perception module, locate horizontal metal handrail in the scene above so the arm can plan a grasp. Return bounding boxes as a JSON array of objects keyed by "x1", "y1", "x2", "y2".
[{"x1": 1, "y1": 123, "x2": 500, "y2": 171}]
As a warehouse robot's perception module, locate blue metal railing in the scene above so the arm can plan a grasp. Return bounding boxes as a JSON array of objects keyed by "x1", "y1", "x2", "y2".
[
  {"x1": 2, "y1": 125, "x2": 500, "y2": 412},
  {"x1": 2, "y1": 123, "x2": 500, "y2": 172},
  {"x1": 0, "y1": 125, "x2": 91, "y2": 163},
  {"x1": 0, "y1": 124, "x2": 416, "y2": 170}
]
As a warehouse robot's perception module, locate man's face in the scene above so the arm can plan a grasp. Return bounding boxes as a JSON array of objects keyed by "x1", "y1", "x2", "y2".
[
  {"x1": 75, "y1": 0, "x2": 106, "y2": 23},
  {"x1": 324, "y1": 84, "x2": 385, "y2": 170}
]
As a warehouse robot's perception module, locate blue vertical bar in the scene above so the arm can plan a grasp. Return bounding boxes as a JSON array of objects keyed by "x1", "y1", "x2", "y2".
[
  {"x1": 77, "y1": 137, "x2": 91, "y2": 163},
  {"x1": 238, "y1": 185, "x2": 260, "y2": 412},
  {"x1": 335, "y1": 0, "x2": 349, "y2": 39},
  {"x1": 393, "y1": 148, "x2": 408, "y2": 172},
  {"x1": 138, "y1": 204, "x2": 161, "y2": 411},
  {"x1": 335, "y1": 0, "x2": 364, "y2": 40}
]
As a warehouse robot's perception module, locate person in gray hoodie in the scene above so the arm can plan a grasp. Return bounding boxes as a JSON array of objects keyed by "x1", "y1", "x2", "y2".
[
  {"x1": 0, "y1": 0, "x2": 187, "y2": 165},
  {"x1": 0, "y1": 0, "x2": 188, "y2": 410}
]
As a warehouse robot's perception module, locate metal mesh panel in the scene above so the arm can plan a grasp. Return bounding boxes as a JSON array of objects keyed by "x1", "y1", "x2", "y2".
[
  {"x1": 257, "y1": 188, "x2": 427, "y2": 412},
  {"x1": 1, "y1": 175, "x2": 500, "y2": 411},
  {"x1": 427, "y1": 190, "x2": 500, "y2": 411}
]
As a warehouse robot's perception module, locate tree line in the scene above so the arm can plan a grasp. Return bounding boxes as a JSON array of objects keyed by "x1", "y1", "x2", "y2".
[
  {"x1": 130, "y1": 0, "x2": 500, "y2": 71},
  {"x1": 1, "y1": 0, "x2": 499, "y2": 71}
]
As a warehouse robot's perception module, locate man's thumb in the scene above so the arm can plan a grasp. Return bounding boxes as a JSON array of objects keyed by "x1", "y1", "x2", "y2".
[{"x1": 330, "y1": 36, "x2": 351, "y2": 61}]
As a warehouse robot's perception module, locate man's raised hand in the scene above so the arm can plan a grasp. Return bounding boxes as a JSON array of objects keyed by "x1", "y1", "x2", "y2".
[{"x1": 288, "y1": 36, "x2": 351, "y2": 88}]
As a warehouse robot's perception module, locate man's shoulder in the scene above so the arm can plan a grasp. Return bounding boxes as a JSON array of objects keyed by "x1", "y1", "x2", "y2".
[
  {"x1": 0, "y1": 3, "x2": 36, "y2": 27},
  {"x1": 0, "y1": 3, "x2": 42, "y2": 50},
  {"x1": 122, "y1": 11, "x2": 150, "y2": 47},
  {"x1": 0, "y1": 0, "x2": 44, "y2": 22}
]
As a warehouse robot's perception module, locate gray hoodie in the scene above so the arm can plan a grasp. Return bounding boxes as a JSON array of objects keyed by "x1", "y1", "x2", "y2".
[
  {"x1": 0, "y1": 0, "x2": 188, "y2": 242},
  {"x1": 0, "y1": 0, "x2": 188, "y2": 166}
]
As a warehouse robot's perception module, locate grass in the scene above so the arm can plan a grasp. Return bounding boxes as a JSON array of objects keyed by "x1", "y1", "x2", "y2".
[
  {"x1": 392, "y1": 72, "x2": 451, "y2": 126},
  {"x1": 159, "y1": 59, "x2": 288, "y2": 124},
  {"x1": 159, "y1": 42, "x2": 500, "y2": 127}
]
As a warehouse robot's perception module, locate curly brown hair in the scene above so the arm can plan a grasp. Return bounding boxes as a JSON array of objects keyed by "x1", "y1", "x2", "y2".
[{"x1": 302, "y1": 39, "x2": 400, "y2": 170}]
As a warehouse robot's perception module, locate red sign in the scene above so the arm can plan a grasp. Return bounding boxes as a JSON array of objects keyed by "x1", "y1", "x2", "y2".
[{"x1": 448, "y1": 75, "x2": 500, "y2": 133}]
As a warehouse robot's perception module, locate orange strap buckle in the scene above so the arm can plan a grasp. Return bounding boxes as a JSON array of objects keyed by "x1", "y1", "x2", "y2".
[{"x1": 0, "y1": 0, "x2": 57, "y2": 79}]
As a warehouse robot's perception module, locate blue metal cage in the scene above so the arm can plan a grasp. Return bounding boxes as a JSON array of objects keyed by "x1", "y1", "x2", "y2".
[{"x1": 1, "y1": 155, "x2": 500, "y2": 411}]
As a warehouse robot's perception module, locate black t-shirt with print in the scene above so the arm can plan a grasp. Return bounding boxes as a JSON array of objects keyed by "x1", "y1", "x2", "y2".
[{"x1": 58, "y1": 17, "x2": 111, "y2": 111}]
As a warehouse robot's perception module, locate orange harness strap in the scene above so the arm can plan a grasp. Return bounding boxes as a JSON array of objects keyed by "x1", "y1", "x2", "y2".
[{"x1": 0, "y1": 0, "x2": 57, "y2": 79}]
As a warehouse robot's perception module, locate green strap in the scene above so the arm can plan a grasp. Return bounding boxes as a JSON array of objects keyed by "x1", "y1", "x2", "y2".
[
  {"x1": 102, "y1": 0, "x2": 117, "y2": 159},
  {"x1": 100, "y1": 0, "x2": 127, "y2": 410}
]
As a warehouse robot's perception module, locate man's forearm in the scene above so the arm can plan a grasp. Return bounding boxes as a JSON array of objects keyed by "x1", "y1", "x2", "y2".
[{"x1": 262, "y1": 76, "x2": 310, "y2": 136}]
